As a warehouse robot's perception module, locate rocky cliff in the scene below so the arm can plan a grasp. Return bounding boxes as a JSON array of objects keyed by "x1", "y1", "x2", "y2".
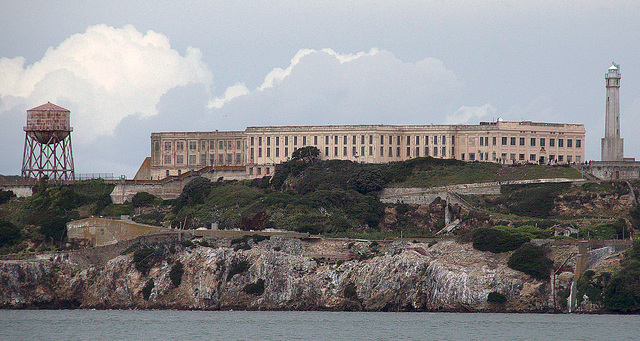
[{"x1": 0, "y1": 237, "x2": 568, "y2": 312}]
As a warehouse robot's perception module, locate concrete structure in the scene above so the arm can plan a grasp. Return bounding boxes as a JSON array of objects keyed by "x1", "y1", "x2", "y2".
[
  {"x1": 579, "y1": 63, "x2": 640, "y2": 180},
  {"x1": 21, "y1": 102, "x2": 75, "y2": 181},
  {"x1": 601, "y1": 63, "x2": 624, "y2": 161},
  {"x1": 149, "y1": 120, "x2": 585, "y2": 179},
  {"x1": 67, "y1": 217, "x2": 170, "y2": 247}
]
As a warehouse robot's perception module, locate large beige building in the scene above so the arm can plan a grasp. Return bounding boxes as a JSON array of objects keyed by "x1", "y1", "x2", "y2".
[{"x1": 148, "y1": 120, "x2": 585, "y2": 180}]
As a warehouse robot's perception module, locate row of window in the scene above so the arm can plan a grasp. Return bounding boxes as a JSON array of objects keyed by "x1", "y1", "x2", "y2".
[
  {"x1": 250, "y1": 145, "x2": 450, "y2": 160},
  {"x1": 162, "y1": 140, "x2": 243, "y2": 152},
  {"x1": 250, "y1": 135, "x2": 451, "y2": 147},
  {"x1": 492, "y1": 137, "x2": 581, "y2": 148},
  {"x1": 163, "y1": 153, "x2": 242, "y2": 165},
  {"x1": 248, "y1": 167, "x2": 271, "y2": 176},
  {"x1": 461, "y1": 151, "x2": 581, "y2": 164}
]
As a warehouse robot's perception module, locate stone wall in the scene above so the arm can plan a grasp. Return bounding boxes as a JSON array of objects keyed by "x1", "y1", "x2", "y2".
[
  {"x1": 578, "y1": 161, "x2": 640, "y2": 180},
  {"x1": 67, "y1": 217, "x2": 170, "y2": 247}
]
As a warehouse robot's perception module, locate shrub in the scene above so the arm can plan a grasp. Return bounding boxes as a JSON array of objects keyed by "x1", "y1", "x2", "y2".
[
  {"x1": 132, "y1": 192, "x2": 157, "y2": 207},
  {"x1": 507, "y1": 243, "x2": 553, "y2": 281},
  {"x1": 487, "y1": 291, "x2": 507, "y2": 303},
  {"x1": 344, "y1": 282, "x2": 358, "y2": 300},
  {"x1": 243, "y1": 279, "x2": 265, "y2": 295},
  {"x1": 142, "y1": 279, "x2": 154, "y2": 300},
  {"x1": 133, "y1": 248, "x2": 155, "y2": 274},
  {"x1": 471, "y1": 228, "x2": 530, "y2": 253},
  {"x1": 0, "y1": 219, "x2": 22, "y2": 248},
  {"x1": 603, "y1": 240, "x2": 640, "y2": 312},
  {"x1": 169, "y1": 260, "x2": 184, "y2": 287},
  {"x1": 228, "y1": 260, "x2": 249, "y2": 280},
  {"x1": 0, "y1": 189, "x2": 16, "y2": 205}
]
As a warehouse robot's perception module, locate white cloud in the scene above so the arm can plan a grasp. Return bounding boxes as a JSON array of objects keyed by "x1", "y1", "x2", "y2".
[
  {"x1": 445, "y1": 104, "x2": 496, "y2": 124},
  {"x1": 209, "y1": 83, "x2": 250, "y2": 109},
  {"x1": 0, "y1": 24, "x2": 212, "y2": 143}
]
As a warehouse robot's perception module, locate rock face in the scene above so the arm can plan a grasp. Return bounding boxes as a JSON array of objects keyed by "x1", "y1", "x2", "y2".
[{"x1": 0, "y1": 239, "x2": 556, "y2": 312}]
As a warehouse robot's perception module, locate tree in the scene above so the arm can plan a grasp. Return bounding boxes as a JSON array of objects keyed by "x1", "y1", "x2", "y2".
[
  {"x1": 132, "y1": 192, "x2": 157, "y2": 207},
  {"x1": 0, "y1": 220, "x2": 22, "y2": 248},
  {"x1": 291, "y1": 146, "x2": 320, "y2": 162},
  {"x1": 507, "y1": 243, "x2": 553, "y2": 281}
]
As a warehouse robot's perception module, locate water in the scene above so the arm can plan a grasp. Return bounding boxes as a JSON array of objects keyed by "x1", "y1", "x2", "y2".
[{"x1": 1, "y1": 310, "x2": 638, "y2": 340}]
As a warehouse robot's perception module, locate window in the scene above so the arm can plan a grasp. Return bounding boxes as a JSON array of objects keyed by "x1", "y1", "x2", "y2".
[
  {"x1": 502, "y1": 137, "x2": 508, "y2": 145},
  {"x1": 576, "y1": 139, "x2": 581, "y2": 148},
  {"x1": 380, "y1": 135, "x2": 384, "y2": 144},
  {"x1": 406, "y1": 147, "x2": 411, "y2": 157},
  {"x1": 361, "y1": 146, "x2": 365, "y2": 156},
  {"x1": 249, "y1": 167, "x2": 253, "y2": 175},
  {"x1": 510, "y1": 137, "x2": 516, "y2": 146},
  {"x1": 510, "y1": 154, "x2": 516, "y2": 160},
  {"x1": 442, "y1": 136, "x2": 446, "y2": 144},
  {"x1": 567, "y1": 139, "x2": 573, "y2": 148},
  {"x1": 294, "y1": 136, "x2": 298, "y2": 145},
  {"x1": 164, "y1": 142, "x2": 172, "y2": 151},
  {"x1": 433, "y1": 147, "x2": 438, "y2": 156},
  {"x1": 257, "y1": 168, "x2": 262, "y2": 175},
  {"x1": 209, "y1": 154, "x2": 214, "y2": 165},
  {"x1": 540, "y1": 138, "x2": 545, "y2": 147},
  {"x1": 529, "y1": 154, "x2": 536, "y2": 162},
  {"x1": 200, "y1": 154, "x2": 206, "y2": 165},
  {"x1": 530, "y1": 138, "x2": 536, "y2": 147},
  {"x1": 369, "y1": 146, "x2": 373, "y2": 156},
  {"x1": 576, "y1": 156, "x2": 581, "y2": 163},
  {"x1": 369, "y1": 135, "x2": 373, "y2": 144},
  {"x1": 201, "y1": 141, "x2": 206, "y2": 149},
  {"x1": 397, "y1": 147, "x2": 401, "y2": 157},
  {"x1": 519, "y1": 138, "x2": 525, "y2": 146},
  {"x1": 259, "y1": 137, "x2": 262, "y2": 146},
  {"x1": 425, "y1": 135, "x2": 429, "y2": 145},
  {"x1": 250, "y1": 148, "x2": 254, "y2": 157},
  {"x1": 492, "y1": 152, "x2": 496, "y2": 161},
  {"x1": 226, "y1": 153, "x2": 232, "y2": 164},
  {"x1": 480, "y1": 137, "x2": 484, "y2": 146},
  {"x1": 519, "y1": 154, "x2": 525, "y2": 161},
  {"x1": 267, "y1": 137, "x2": 270, "y2": 146},
  {"x1": 492, "y1": 137, "x2": 497, "y2": 146},
  {"x1": 303, "y1": 136, "x2": 307, "y2": 145},
  {"x1": 266, "y1": 148, "x2": 270, "y2": 157},
  {"x1": 228, "y1": 141, "x2": 232, "y2": 149},
  {"x1": 550, "y1": 155, "x2": 555, "y2": 161},
  {"x1": 389, "y1": 147, "x2": 393, "y2": 157},
  {"x1": 236, "y1": 153, "x2": 241, "y2": 164},
  {"x1": 314, "y1": 136, "x2": 318, "y2": 145},
  {"x1": 218, "y1": 154, "x2": 224, "y2": 164},
  {"x1": 451, "y1": 136, "x2": 455, "y2": 145},
  {"x1": 164, "y1": 155, "x2": 171, "y2": 164},
  {"x1": 285, "y1": 136, "x2": 289, "y2": 145},
  {"x1": 325, "y1": 136, "x2": 329, "y2": 144},
  {"x1": 501, "y1": 153, "x2": 507, "y2": 160},
  {"x1": 166, "y1": 170, "x2": 170, "y2": 177},
  {"x1": 549, "y1": 138, "x2": 555, "y2": 147},
  {"x1": 425, "y1": 147, "x2": 429, "y2": 156},
  {"x1": 567, "y1": 156, "x2": 572, "y2": 163},
  {"x1": 343, "y1": 136, "x2": 347, "y2": 144},
  {"x1": 480, "y1": 153, "x2": 484, "y2": 161},
  {"x1": 558, "y1": 155, "x2": 564, "y2": 162},
  {"x1": 266, "y1": 167, "x2": 270, "y2": 175},
  {"x1": 210, "y1": 141, "x2": 215, "y2": 149},
  {"x1": 461, "y1": 153, "x2": 465, "y2": 160},
  {"x1": 251, "y1": 137, "x2": 254, "y2": 146},
  {"x1": 468, "y1": 153, "x2": 475, "y2": 161},
  {"x1": 380, "y1": 146, "x2": 384, "y2": 156},
  {"x1": 389, "y1": 136, "x2": 393, "y2": 144},
  {"x1": 434, "y1": 136, "x2": 438, "y2": 145},
  {"x1": 189, "y1": 141, "x2": 197, "y2": 150},
  {"x1": 176, "y1": 155, "x2": 184, "y2": 164},
  {"x1": 442, "y1": 147, "x2": 446, "y2": 157},
  {"x1": 415, "y1": 147, "x2": 419, "y2": 157},
  {"x1": 176, "y1": 141, "x2": 184, "y2": 150},
  {"x1": 285, "y1": 147, "x2": 289, "y2": 157},
  {"x1": 237, "y1": 141, "x2": 242, "y2": 149},
  {"x1": 406, "y1": 136, "x2": 410, "y2": 145},
  {"x1": 558, "y1": 139, "x2": 564, "y2": 147},
  {"x1": 275, "y1": 137, "x2": 279, "y2": 146},
  {"x1": 397, "y1": 136, "x2": 401, "y2": 145},
  {"x1": 324, "y1": 147, "x2": 328, "y2": 156},
  {"x1": 353, "y1": 146, "x2": 357, "y2": 156},
  {"x1": 353, "y1": 135, "x2": 357, "y2": 144},
  {"x1": 342, "y1": 146, "x2": 346, "y2": 156},
  {"x1": 258, "y1": 148, "x2": 262, "y2": 157},
  {"x1": 219, "y1": 141, "x2": 224, "y2": 149}
]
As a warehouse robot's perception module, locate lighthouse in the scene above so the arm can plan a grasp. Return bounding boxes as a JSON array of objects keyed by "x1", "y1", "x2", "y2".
[{"x1": 601, "y1": 62, "x2": 624, "y2": 161}]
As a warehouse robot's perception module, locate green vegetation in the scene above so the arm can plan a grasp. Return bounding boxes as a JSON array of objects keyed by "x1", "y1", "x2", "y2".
[
  {"x1": 142, "y1": 279, "x2": 154, "y2": 300},
  {"x1": 133, "y1": 248, "x2": 156, "y2": 274},
  {"x1": 343, "y1": 282, "x2": 358, "y2": 300},
  {"x1": 507, "y1": 243, "x2": 553, "y2": 281},
  {"x1": 0, "y1": 189, "x2": 16, "y2": 205},
  {"x1": 603, "y1": 240, "x2": 640, "y2": 312},
  {"x1": 576, "y1": 270, "x2": 608, "y2": 305},
  {"x1": 132, "y1": 192, "x2": 159, "y2": 207},
  {"x1": 243, "y1": 279, "x2": 265, "y2": 295},
  {"x1": 578, "y1": 219, "x2": 627, "y2": 240},
  {"x1": 487, "y1": 291, "x2": 507, "y2": 303},
  {"x1": 169, "y1": 260, "x2": 184, "y2": 287},
  {"x1": 468, "y1": 227, "x2": 530, "y2": 253},
  {"x1": 228, "y1": 260, "x2": 249, "y2": 280},
  {"x1": 498, "y1": 183, "x2": 571, "y2": 218}
]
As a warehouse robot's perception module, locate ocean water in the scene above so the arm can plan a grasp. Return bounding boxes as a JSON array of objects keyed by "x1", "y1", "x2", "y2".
[{"x1": 1, "y1": 310, "x2": 638, "y2": 340}]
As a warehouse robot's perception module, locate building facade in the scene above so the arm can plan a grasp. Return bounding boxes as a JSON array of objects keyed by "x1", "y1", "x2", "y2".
[{"x1": 149, "y1": 120, "x2": 585, "y2": 180}]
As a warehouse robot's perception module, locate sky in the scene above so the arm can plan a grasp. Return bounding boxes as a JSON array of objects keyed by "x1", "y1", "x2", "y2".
[{"x1": 1, "y1": 1, "x2": 640, "y2": 177}]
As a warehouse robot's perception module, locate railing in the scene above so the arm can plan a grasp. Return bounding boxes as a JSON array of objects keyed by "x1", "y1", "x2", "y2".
[{"x1": 75, "y1": 173, "x2": 120, "y2": 180}]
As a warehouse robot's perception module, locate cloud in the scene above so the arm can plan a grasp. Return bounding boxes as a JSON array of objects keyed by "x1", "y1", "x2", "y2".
[
  {"x1": 445, "y1": 104, "x2": 496, "y2": 124},
  {"x1": 210, "y1": 48, "x2": 464, "y2": 127},
  {"x1": 0, "y1": 24, "x2": 212, "y2": 144}
]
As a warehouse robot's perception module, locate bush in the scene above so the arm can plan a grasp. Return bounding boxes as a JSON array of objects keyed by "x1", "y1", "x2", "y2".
[
  {"x1": 487, "y1": 291, "x2": 507, "y2": 303},
  {"x1": 471, "y1": 228, "x2": 530, "y2": 253},
  {"x1": 0, "y1": 189, "x2": 16, "y2": 205},
  {"x1": 0, "y1": 219, "x2": 22, "y2": 248},
  {"x1": 243, "y1": 279, "x2": 265, "y2": 295},
  {"x1": 132, "y1": 192, "x2": 157, "y2": 207},
  {"x1": 507, "y1": 243, "x2": 553, "y2": 281},
  {"x1": 142, "y1": 279, "x2": 154, "y2": 300},
  {"x1": 133, "y1": 248, "x2": 155, "y2": 274},
  {"x1": 603, "y1": 240, "x2": 640, "y2": 312},
  {"x1": 228, "y1": 260, "x2": 249, "y2": 280},
  {"x1": 169, "y1": 260, "x2": 184, "y2": 287}
]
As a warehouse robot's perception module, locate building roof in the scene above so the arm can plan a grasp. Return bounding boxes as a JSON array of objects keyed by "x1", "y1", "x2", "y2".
[
  {"x1": 28, "y1": 102, "x2": 69, "y2": 112},
  {"x1": 609, "y1": 63, "x2": 619, "y2": 70}
]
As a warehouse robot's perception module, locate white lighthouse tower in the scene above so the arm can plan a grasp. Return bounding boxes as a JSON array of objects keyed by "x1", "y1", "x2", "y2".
[{"x1": 601, "y1": 62, "x2": 624, "y2": 161}]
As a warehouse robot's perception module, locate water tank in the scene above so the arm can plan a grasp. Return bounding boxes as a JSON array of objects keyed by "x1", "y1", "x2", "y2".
[{"x1": 24, "y1": 102, "x2": 72, "y2": 144}]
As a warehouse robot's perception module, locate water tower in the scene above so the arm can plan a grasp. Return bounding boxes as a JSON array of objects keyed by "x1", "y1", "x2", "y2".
[{"x1": 21, "y1": 102, "x2": 75, "y2": 181}]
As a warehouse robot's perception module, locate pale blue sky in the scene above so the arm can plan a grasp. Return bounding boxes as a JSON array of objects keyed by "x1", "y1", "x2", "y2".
[{"x1": 1, "y1": 1, "x2": 639, "y2": 176}]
